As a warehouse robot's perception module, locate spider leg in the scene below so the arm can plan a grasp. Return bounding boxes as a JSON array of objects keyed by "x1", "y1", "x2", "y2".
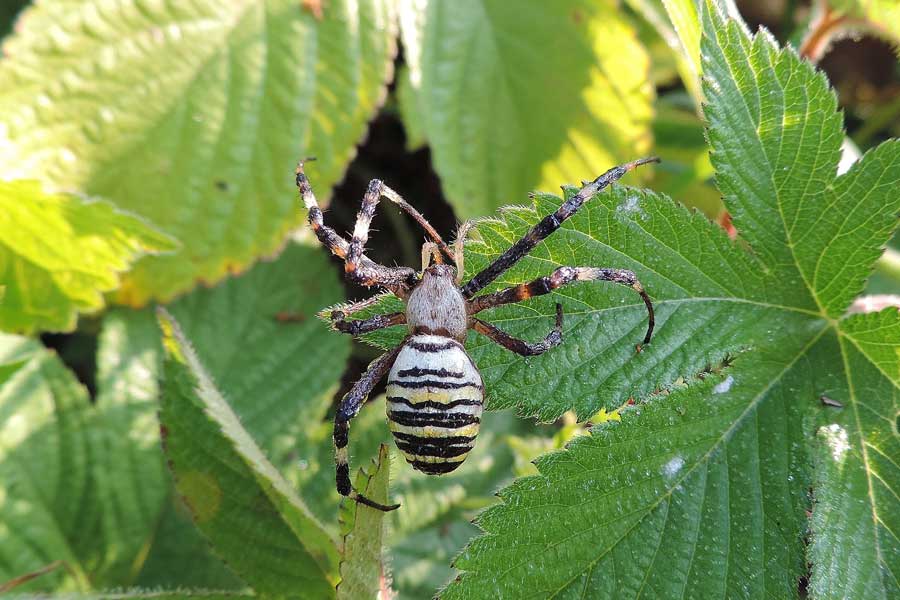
[
  {"x1": 334, "y1": 345, "x2": 403, "y2": 512},
  {"x1": 468, "y1": 266, "x2": 654, "y2": 345},
  {"x1": 470, "y1": 303, "x2": 564, "y2": 356},
  {"x1": 460, "y1": 157, "x2": 659, "y2": 298},
  {"x1": 296, "y1": 162, "x2": 417, "y2": 296},
  {"x1": 331, "y1": 311, "x2": 406, "y2": 336},
  {"x1": 345, "y1": 179, "x2": 454, "y2": 286},
  {"x1": 377, "y1": 182, "x2": 455, "y2": 261}
]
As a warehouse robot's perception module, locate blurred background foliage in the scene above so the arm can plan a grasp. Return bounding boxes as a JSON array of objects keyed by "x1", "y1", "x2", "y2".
[{"x1": 0, "y1": 0, "x2": 897, "y2": 597}]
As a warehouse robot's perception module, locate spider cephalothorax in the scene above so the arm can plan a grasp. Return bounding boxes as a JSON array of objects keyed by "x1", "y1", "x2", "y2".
[{"x1": 297, "y1": 157, "x2": 657, "y2": 511}]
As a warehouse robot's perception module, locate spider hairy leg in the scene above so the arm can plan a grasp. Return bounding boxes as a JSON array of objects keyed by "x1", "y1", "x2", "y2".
[
  {"x1": 295, "y1": 159, "x2": 350, "y2": 260},
  {"x1": 333, "y1": 347, "x2": 403, "y2": 512},
  {"x1": 295, "y1": 160, "x2": 417, "y2": 295},
  {"x1": 345, "y1": 179, "x2": 454, "y2": 284},
  {"x1": 331, "y1": 310, "x2": 406, "y2": 336},
  {"x1": 468, "y1": 266, "x2": 655, "y2": 344},
  {"x1": 460, "y1": 157, "x2": 659, "y2": 298},
  {"x1": 471, "y1": 303, "x2": 564, "y2": 356}
]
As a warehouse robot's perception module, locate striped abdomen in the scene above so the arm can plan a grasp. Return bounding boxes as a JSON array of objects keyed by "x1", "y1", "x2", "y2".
[{"x1": 386, "y1": 335, "x2": 484, "y2": 475}]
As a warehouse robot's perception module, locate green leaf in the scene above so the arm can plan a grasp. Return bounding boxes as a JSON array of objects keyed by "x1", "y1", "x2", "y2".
[
  {"x1": 397, "y1": 0, "x2": 653, "y2": 218},
  {"x1": 438, "y1": 2, "x2": 900, "y2": 597},
  {"x1": 806, "y1": 309, "x2": 900, "y2": 599},
  {"x1": 88, "y1": 241, "x2": 349, "y2": 591},
  {"x1": 0, "y1": 0, "x2": 397, "y2": 305},
  {"x1": 840, "y1": 308, "x2": 900, "y2": 384},
  {"x1": 0, "y1": 335, "x2": 93, "y2": 591},
  {"x1": 627, "y1": 0, "x2": 704, "y2": 105},
  {"x1": 0, "y1": 239, "x2": 352, "y2": 593},
  {"x1": 15, "y1": 593, "x2": 256, "y2": 600},
  {"x1": 157, "y1": 307, "x2": 339, "y2": 597},
  {"x1": 0, "y1": 180, "x2": 176, "y2": 333},
  {"x1": 337, "y1": 444, "x2": 393, "y2": 600},
  {"x1": 90, "y1": 308, "x2": 243, "y2": 589}
]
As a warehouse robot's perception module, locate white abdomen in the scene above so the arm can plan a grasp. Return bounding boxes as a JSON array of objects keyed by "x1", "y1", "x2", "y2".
[{"x1": 386, "y1": 335, "x2": 484, "y2": 474}]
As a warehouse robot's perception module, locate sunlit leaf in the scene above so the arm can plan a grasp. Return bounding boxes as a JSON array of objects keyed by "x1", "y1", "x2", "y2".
[
  {"x1": 397, "y1": 0, "x2": 653, "y2": 217},
  {"x1": 0, "y1": 0, "x2": 397, "y2": 305},
  {"x1": 0, "y1": 180, "x2": 176, "y2": 333}
]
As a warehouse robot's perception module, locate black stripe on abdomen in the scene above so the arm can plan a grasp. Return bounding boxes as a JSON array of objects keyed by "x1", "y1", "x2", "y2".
[
  {"x1": 396, "y1": 366, "x2": 465, "y2": 379},
  {"x1": 387, "y1": 396, "x2": 482, "y2": 410},
  {"x1": 388, "y1": 410, "x2": 480, "y2": 428},
  {"x1": 394, "y1": 438, "x2": 473, "y2": 458},
  {"x1": 406, "y1": 339, "x2": 461, "y2": 353},
  {"x1": 387, "y1": 378, "x2": 482, "y2": 390},
  {"x1": 411, "y1": 460, "x2": 465, "y2": 474},
  {"x1": 393, "y1": 431, "x2": 476, "y2": 446}
]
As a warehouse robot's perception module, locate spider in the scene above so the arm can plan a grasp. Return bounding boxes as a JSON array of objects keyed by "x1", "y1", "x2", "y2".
[{"x1": 296, "y1": 157, "x2": 658, "y2": 511}]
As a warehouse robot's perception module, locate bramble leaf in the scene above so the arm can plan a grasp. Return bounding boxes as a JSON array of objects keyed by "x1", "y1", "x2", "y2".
[
  {"x1": 0, "y1": 180, "x2": 176, "y2": 333},
  {"x1": 0, "y1": 0, "x2": 396, "y2": 305},
  {"x1": 438, "y1": 3, "x2": 900, "y2": 597},
  {"x1": 0, "y1": 241, "x2": 350, "y2": 593},
  {"x1": 397, "y1": 0, "x2": 653, "y2": 217},
  {"x1": 98, "y1": 241, "x2": 349, "y2": 590},
  {"x1": 158, "y1": 307, "x2": 339, "y2": 597}
]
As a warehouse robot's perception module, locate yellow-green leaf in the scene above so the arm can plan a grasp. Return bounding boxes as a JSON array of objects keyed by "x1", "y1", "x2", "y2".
[
  {"x1": 0, "y1": 180, "x2": 176, "y2": 333},
  {"x1": 0, "y1": 0, "x2": 397, "y2": 305},
  {"x1": 397, "y1": 0, "x2": 653, "y2": 217}
]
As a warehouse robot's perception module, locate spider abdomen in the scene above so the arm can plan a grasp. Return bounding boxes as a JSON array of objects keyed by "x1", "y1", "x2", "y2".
[{"x1": 386, "y1": 334, "x2": 484, "y2": 475}]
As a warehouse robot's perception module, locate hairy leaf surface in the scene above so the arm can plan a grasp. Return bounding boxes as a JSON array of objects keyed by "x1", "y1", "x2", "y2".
[
  {"x1": 440, "y1": 3, "x2": 900, "y2": 598},
  {"x1": 397, "y1": 0, "x2": 653, "y2": 217},
  {"x1": 0, "y1": 0, "x2": 396, "y2": 304},
  {"x1": 0, "y1": 180, "x2": 176, "y2": 333}
]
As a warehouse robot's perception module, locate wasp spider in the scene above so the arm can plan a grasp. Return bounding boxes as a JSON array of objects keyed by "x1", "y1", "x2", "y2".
[{"x1": 297, "y1": 157, "x2": 657, "y2": 511}]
